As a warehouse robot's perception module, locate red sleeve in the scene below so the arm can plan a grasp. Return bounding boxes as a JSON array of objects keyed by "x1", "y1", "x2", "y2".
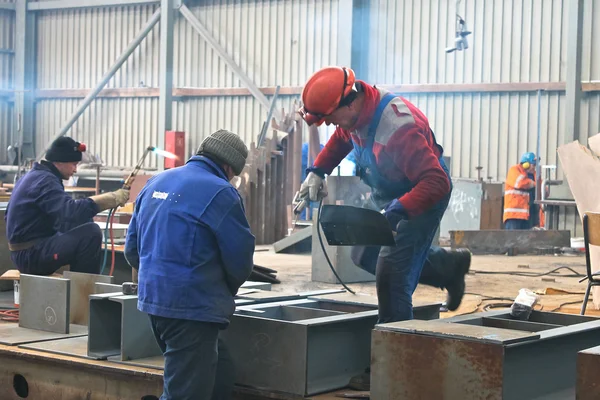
[
  {"x1": 313, "y1": 127, "x2": 354, "y2": 175},
  {"x1": 385, "y1": 126, "x2": 451, "y2": 217}
]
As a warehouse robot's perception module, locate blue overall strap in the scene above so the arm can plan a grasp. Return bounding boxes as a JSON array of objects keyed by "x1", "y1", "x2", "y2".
[{"x1": 367, "y1": 93, "x2": 397, "y2": 146}]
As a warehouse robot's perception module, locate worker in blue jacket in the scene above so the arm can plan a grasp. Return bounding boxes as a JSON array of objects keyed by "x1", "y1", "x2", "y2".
[
  {"x1": 5, "y1": 136, "x2": 130, "y2": 275},
  {"x1": 124, "y1": 129, "x2": 255, "y2": 400}
]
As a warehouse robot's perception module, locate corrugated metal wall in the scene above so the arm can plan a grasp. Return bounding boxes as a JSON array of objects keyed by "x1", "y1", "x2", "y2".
[
  {"x1": 367, "y1": 0, "x2": 600, "y2": 236},
  {"x1": 8, "y1": 0, "x2": 600, "y2": 236},
  {"x1": 0, "y1": 1, "x2": 14, "y2": 164},
  {"x1": 34, "y1": 0, "x2": 344, "y2": 168},
  {"x1": 368, "y1": 0, "x2": 600, "y2": 181}
]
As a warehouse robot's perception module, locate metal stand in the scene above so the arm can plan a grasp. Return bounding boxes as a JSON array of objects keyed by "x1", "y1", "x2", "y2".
[
  {"x1": 372, "y1": 310, "x2": 600, "y2": 400},
  {"x1": 221, "y1": 295, "x2": 441, "y2": 397}
]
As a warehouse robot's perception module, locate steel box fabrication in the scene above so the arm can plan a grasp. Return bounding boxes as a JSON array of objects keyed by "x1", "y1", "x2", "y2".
[
  {"x1": 221, "y1": 298, "x2": 441, "y2": 397},
  {"x1": 371, "y1": 309, "x2": 600, "y2": 400}
]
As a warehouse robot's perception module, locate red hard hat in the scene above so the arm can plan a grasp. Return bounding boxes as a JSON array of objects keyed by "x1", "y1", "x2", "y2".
[{"x1": 298, "y1": 66, "x2": 356, "y2": 126}]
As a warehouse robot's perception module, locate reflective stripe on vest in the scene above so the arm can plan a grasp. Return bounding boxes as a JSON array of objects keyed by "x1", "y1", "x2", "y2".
[{"x1": 503, "y1": 164, "x2": 532, "y2": 222}]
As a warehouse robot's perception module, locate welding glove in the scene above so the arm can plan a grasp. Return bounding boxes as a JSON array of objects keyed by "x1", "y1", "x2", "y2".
[
  {"x1": 90, "y1": 189, "x2": 131, "y2": 212},
  {"x1": 383, "y1": 199, "x2": 408, "y2": 232},
  {"x1": 299, "y1": 172, "x2": 328, "y2": 202}
]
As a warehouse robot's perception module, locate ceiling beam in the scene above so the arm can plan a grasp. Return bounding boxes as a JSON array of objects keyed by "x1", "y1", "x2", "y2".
[
  {"x1": 0, "y1": 3, "x2": 15, "y2": 11},
  {"x1": 27, "y1": 0, "x2": 159, "y2": 11},
  {"x1": 31, "y1": 82, "x2": 600, "y2": 100}
]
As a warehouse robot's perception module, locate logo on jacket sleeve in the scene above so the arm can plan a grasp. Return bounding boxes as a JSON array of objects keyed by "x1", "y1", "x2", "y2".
[{"x1": 152, "y1": 191, "x2": 169, "y2": 200}]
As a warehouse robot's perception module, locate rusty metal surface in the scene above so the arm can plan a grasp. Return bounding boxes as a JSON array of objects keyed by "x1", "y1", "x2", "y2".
[
  {"x1": 63, "y1": 271, "x2": 114, "y2": 326},
  {"x1": 0, "y1": 345, "x2": 163, "y2": 400},
  {"x1": 449, "y1": 229, "x2": 571, "y2": 255},
  {"x1": 577, "y1": 346, "x2": 600, "y2": 400},
  {"x1": 375, "y1": 319, "x2": 540, "y2": 345},
  {"x1": 371, "y1": 329, "x2": 504, "y2": 400}
]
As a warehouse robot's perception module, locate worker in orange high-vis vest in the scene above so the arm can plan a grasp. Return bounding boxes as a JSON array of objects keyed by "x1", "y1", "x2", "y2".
[{"x1": 503, "y1": 152, "x2": 537, "y2": 230}]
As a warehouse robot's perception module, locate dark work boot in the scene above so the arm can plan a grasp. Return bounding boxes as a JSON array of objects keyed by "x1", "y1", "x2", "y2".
[
  {"x1": 419, "y1": 248, "x2": 472, "y2": 311},
  {"x1": 444, "y1": 249, "x2": 471, "y2": 311}
]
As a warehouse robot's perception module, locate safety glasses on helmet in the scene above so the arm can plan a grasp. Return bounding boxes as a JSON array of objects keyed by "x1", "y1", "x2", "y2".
[{"x1": 298, "y1": 67, "x2": 353, "y2": 126}]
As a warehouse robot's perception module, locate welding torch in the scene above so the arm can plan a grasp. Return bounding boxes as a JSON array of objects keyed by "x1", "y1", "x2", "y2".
[{"x1": 122, "y1": 146, "x2": 178, "y2": 190}]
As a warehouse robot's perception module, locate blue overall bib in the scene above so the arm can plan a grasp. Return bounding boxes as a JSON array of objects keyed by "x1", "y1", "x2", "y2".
[{"x1": 350, "y1": 93, "x2": 453, "y2": 323}]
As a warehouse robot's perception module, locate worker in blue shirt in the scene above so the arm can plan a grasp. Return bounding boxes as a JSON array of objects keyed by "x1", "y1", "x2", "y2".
[
  {"x1": 125, "y1": 129, "x2": 255, "y2": 400},
  {"x1": 5, "y1": 136, "x2": 130, "y2": 275}
]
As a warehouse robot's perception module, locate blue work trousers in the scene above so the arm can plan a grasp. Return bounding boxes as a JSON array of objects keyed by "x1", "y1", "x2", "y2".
[
  {"x1": 11, "y1": 222, "x2": 103, "y2": 275},
  {"x1": 352, "y1": 194, "x2": 450, "y2": 324},
  {"x1": 504, "y1": 218, "x2": 530, "y2": 230},
  {"x1": 149, "y1": 315, "x2": 235, "y2": 400}
]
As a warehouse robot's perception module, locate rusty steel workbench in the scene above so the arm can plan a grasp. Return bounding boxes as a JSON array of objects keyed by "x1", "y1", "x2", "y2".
[{"x1": 0, "y1": 340, "x2": 360, "y2": 400}]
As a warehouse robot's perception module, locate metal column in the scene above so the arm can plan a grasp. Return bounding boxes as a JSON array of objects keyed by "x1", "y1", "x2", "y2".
[
  {"x1": 351, "y1": 0, "x2": 370, "y2": 80},
  {"x1": 564, "y1": 0, "x2": 584, "y2": 143},
  {"x1": 37, "y1": 8, "x2": 161, "y2": 160},
  {"x1": 157, "y1": 0, "x2": 177, "y2": 171},
  {"x1": 14, "y1": 0, "x2": 37, "y2": 161}
]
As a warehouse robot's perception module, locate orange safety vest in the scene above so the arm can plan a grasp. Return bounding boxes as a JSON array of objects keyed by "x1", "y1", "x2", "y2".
[{"x1": 503, "y1": 164, "x2": 535, "y2": 222}]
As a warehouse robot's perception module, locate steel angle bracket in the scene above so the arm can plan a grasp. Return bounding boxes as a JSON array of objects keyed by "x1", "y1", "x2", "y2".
[{"x1": 88, "y1": 293, "x2": 161, "y2": 361}]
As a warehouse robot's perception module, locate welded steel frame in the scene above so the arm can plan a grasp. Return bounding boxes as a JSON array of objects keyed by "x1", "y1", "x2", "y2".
[
  {"x1": 371, "y1": 309, "x2": 600, "y2": 400},
  {"x1": 221, "y1": 298, "x2": 441, "y2": 397},
  {"x1": 86, "y1": 291, "x2": 295, "y2": 361}
]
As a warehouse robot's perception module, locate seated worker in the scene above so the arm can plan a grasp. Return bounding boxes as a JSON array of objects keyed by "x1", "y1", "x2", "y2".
[
  {"x1": 124, "y1": 129, "x2": 255, "y2": 400},
  {"x1": 503, "y1": 152, "x2": 537, "y2": 230},
  {"x1": 5, "y1": 136, "x2": 130, "y2": 275}
]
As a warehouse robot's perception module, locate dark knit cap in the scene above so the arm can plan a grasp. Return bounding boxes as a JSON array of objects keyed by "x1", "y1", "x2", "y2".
[
  {"x1": 46, "y1": 137, "x2": 86, "y2": 163},
  {"x1": 197, "y1": 130, "x2": 248, "y2": 175}
]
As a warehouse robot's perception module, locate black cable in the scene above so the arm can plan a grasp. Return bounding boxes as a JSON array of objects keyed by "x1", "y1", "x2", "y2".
[
  {"x1": 469, "y1": 266, "x2": 584, "y2": 278},
  {"x1": 316, "y1": 199, "x2": 355, "y2": 294}
]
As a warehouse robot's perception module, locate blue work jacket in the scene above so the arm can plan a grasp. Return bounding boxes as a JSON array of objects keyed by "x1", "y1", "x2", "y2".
[
  {"x1": 124, "y1": 155, "x2": 255, "y2": 326},
  {"x1": 5, "y1": 161, "x2": 99, "y2": 244}
]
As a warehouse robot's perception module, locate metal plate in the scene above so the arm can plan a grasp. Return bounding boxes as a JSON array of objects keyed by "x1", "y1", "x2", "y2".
[
  {"x1": 88, "y1": 294, "x2": 161, "y2": 361},
  {"x1": 578, "y1": 345, "x2": 600, "y2": 400},
  {"x1": 223, "y1": 298, "x2": 379, "y2": 396},
  {"x1": 94, "y1": 282, "x2": 123, "y2": 295},
  {"x1": 108, "y1": 355, "x2": 165, "y2": 370},
  {"x1": 375, "y1": 319, "x2": 540, "y2": 345},
  {"x1": 309, "y1": 292, "x2": 379, "y2": 306},
  {"x1": 449, "y1": 229, "x2": 571, "y2": 255},
  {"x1": 19, "y1": 274, "x2": 70, "y2": 334},
  {"x1": 63, "y1": 271, "x2": 114, "y2": 326},
  {"x1": 235, "y1": 290, "x2": 302, "y2": 303},
  {"x1": 19, "y1": 336, "x2": 93, "y2": 359},
  {"x1": 109, "y1": 295, "x2": 162, "y2": 361},
  {"x1": 88, "y1": 294, "x2": 123, "y2": 359},
  {"x1": 240, "y1": 281, "x2": 272, "y2": 291},
  {"x1": 0, "y1": 323, "x2": 87, "y2": 346},
  {"x1": 371, "y1": 328, "x2": 504, "y2": 400},
  {"x1": 319, "y1": 205, "x2": 395, "y2": 246}
]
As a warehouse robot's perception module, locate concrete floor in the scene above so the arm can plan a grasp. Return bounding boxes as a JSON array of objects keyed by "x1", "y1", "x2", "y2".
[{"x1": 253, "y1": 245, "x2": 595, "y2": 317}]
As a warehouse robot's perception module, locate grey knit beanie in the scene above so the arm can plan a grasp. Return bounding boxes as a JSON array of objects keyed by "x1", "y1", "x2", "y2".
[{"x1": 197, "y1": 129, "x2": 248, "y2": 175}]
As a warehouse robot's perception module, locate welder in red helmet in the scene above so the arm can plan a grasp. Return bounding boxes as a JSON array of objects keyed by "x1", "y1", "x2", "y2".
[{"x1": 298, "y1": 66, "x2": 471, "y2": 324}]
